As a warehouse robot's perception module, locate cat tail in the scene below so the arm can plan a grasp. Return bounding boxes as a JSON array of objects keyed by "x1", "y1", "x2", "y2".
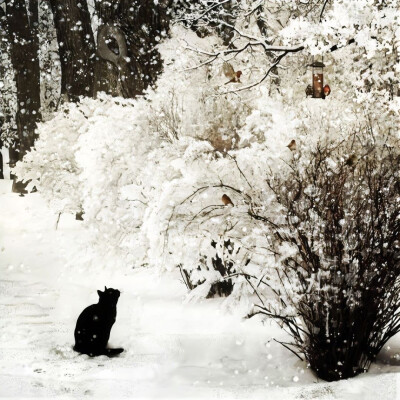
[{"x1": 105, "y1": 348, "x2": 124, "y2": 357}]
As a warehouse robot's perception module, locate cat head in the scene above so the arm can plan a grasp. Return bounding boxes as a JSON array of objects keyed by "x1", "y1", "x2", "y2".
[{"x1": 97, "y1": 286, "x2": 120, "y2": 303}]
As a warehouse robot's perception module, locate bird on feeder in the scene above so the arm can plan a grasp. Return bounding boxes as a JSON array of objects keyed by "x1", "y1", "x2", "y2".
[
  {"x1": 223, "y1": 62, "x2": 242, "y2": 84},
  {"x1": 287, "y1": 139, "x2": 297, "y2": 152},
  {"x1": 305, "y1": 85, "x2": 313, "y2": 97},
  {"x1": 308, "y1": 60, "x2": 325, "y2": 99},
  {"x1": 323, "y1": 84, "x2": 331, "y2": 97},
  {"x1": 222, "y1": 194, "x2": 234, "y2": 206}
]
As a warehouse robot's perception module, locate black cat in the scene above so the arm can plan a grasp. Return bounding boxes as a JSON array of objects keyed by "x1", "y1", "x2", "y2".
[{"x1": 73, "y1": 287, "x2": 124, "y2": 357}]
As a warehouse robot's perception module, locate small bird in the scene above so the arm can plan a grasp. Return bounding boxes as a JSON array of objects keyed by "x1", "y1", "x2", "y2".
[
  {"x1": 222, "y1": 194, "x2": 234, "y2": 206},
  {"x1": 287, "y1": 139, "x2": 297, "y2": 151},
  {"x1": 305, "y1": 85, "x2": 313, "y2": 97},
  {"x1": 223, "y1": 62, "x2": 242, "y2": 84},
  {"x1": 323, "y1": 84, "x2": 331, "y2": 97},
  {"x1": 345, "y1": 154, "x2": 357, "y2": 167}
]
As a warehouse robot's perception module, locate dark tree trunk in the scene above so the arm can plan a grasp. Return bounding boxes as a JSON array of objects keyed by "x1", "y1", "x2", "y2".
[
  {"x1": 49, "y1": 0, "x2": 95, "y2": 102},
  {"x1": 0, "y1": 7, "x2": 9, "y2": 178},
  {"x1": 94, "y1": 0, "x2": 171, "y2": 98},
  {"x1": 5, "y1": 0, "x2": 41, "y2": 161}
]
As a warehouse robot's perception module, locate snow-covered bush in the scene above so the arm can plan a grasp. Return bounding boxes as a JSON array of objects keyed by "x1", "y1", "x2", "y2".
[
  {"x1": 246, "y1": 127, "x2": 400, "y2": 381},
  {"x1": 179, "y1": 238, "x2": 247, "y2": 299},
  {"x1": 13, "y1": 104, "x2": 85, "y2": 213},
  {"x1": 13, "y1": 27, "x2": 285, "y2": 274}
]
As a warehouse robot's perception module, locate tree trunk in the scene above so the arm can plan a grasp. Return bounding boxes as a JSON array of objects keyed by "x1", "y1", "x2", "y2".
[
  {"x1": 5, "y1": 0, "x2": 41, "y2": 160},
  {"x1": 94, "y1": 0, "x2": 171, "y2": 98},
  {"x1": 49, "y1": 0, "x2": 95, "y2": 102}
]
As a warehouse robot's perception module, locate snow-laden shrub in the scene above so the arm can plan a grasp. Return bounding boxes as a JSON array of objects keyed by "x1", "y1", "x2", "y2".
[
  {"x1": 13, "y1": 27, "x2": 290, "y2": 274},
  {"x1": 13, "y1": 104, "x2": 85, "y2": 213},
  {"x1": 147, "y1": 27, "x2": 255, "y2": 151},
  {"x1": 179, "y1": 238, "x2": 247, "y2": 298},
  {"x1": 247, "y1": 128, "x2": 400, "y2": 381}
]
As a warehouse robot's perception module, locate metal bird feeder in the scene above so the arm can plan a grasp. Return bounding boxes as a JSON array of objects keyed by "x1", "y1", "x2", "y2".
[{"x1": 310, "y1": 58, "x2": 325, "y2": 99}]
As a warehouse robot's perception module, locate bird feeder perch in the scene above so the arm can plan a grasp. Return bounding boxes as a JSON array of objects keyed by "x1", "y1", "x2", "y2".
[{"x1": 311, "y1": 59, "x2": 325, "y2": 99}]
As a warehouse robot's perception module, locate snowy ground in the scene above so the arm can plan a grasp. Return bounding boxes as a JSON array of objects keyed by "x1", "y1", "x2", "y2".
[{"x1": 1, "y1": 181, "x2": 400, "y2": 399}]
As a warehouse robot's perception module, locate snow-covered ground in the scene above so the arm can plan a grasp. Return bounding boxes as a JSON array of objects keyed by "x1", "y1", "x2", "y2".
[{"x1": 1, "y1": 182, "x2": 400, "y2": 399}]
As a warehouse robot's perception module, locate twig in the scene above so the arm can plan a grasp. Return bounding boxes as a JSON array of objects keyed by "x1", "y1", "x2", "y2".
[
  {"x1": 222, "y1": 50, "x2": 298, "y2": 94},
  {"x1": 274, "y1": 338, "x2": 304, "y2": 361},
  {"x1": 182, "y1": 55, "x2": 219, "y2": 72},
  {"x1": 184, "y1": 204, "x2": 226, "y2": 231},
  {"x1": 55, "y1": 212, "x2": 61, "y2": 230},
  {"x1": 227, "y1": 154, "x2": 253, "y2": 189},
  {"x1": 174, "y1": 0, "x2": 232, "y2": 25},
  {"x1": 319, "y1": 0, "x2": 330, "y2": 22},
  {"x1": 243, "y1": 0, "x2": 264, "y2": 18},
  {"x1": 244, "y1": 274, "x2": 266, "y2": 307}
]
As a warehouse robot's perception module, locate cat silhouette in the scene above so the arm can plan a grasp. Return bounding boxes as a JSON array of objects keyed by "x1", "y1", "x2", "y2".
[{"x1": 73, "y1": 287, "x2": 124, "y2": 357}]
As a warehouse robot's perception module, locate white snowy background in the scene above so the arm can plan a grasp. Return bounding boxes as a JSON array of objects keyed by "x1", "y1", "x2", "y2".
[{"x1": 2, "y1": 0, "x2": 400, "y2": 398}]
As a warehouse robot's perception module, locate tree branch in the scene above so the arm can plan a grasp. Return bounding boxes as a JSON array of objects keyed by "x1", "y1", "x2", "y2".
[{"x1": 319, "y1": 0, "x2": 330, "y2": 23}]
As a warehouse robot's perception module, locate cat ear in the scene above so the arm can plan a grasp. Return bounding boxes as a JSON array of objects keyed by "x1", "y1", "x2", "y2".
[
  {"x1": 97, "y1": 290, "x2": 103, "y2": 297},
  {"x1": 104, "y1": 286, "x2": 107, "y2": 291}
]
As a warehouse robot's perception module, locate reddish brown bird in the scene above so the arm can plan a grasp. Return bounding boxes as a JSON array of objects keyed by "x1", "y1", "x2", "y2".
[
  {"x1": 287, "y1": 139, "x2": 297, "y2": 151},
  {"x1": 323, "y1": 84, "x2": 331, "y2": 97},
  {"x1": 223, "y1": 62, "x2": 242, "y2": 84},
  {"x1": 222, "y1": 194, "x2": 234, "y2": 206}
]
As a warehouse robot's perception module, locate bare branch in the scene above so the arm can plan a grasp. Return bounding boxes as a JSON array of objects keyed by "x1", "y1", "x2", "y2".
[
  {"x1": 221, "y1": 50, "x2": 298, "y2": 94},
  {"x1": 319, "y1": 0, "x2": 330, "y2": 22}
]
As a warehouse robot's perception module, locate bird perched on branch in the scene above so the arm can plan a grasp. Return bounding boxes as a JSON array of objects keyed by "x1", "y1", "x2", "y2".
[
  {"x1": 305, "y1": 85, "x2": 313, "y2": 97},
  {"x1": 222, "y1": 194, "x2": 234, "y2": 206},
  {"x1": 323, "y1": 84, "x2": 331, "y2": 97},
  {"x1": 223, "y1": 62, "x2": 242, "y2": 84},
  {"x1": 287, "y1": 139, "x2": 297, "y2": 151},
  {"x1": 345, "y1": 154, "x2": 357, "y2": 167}
]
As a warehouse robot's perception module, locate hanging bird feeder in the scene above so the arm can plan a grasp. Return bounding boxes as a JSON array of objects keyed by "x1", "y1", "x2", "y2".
[
  {"x1": 305, "y1": 58, "x2": 331, "y2": 99},
  {"x1": 311, "y1": 58, "x2": 325, "y2": 99}
]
